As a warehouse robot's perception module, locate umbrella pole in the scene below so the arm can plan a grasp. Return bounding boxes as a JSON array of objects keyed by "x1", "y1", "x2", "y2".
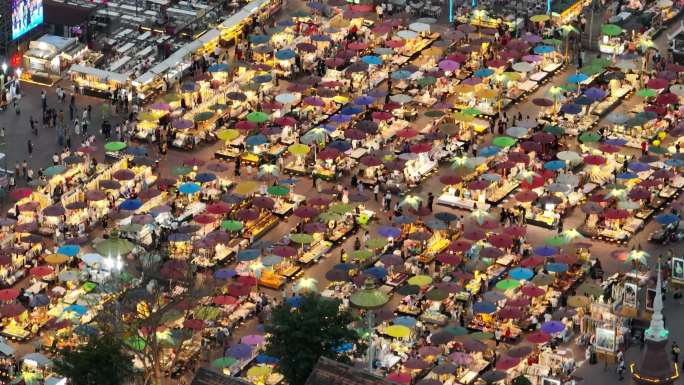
[{"x1": 366, "y1": 310, "x2": 374, "y2": 372}]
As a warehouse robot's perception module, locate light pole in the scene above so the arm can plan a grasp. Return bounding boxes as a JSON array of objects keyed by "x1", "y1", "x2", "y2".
[{"x1": 350, "y1": 279, "x2": 389, "y2": 373}]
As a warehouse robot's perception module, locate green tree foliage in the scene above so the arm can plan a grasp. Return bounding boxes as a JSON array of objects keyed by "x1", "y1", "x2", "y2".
[{"x1": 54, "y1": 334, "x2": 135, "y2": 385}]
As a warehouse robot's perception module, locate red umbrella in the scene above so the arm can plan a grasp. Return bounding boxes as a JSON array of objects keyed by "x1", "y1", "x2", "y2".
[
  {"x1": 294, "y1": 206, "x2": 320, "y2": 218},
  {"x1": 252, "y1": 197, "x2": 275, "y2": 209},
  {"x1": 486, "y1": 59, "x2": 507, "y2": 68},
  {"x1": 386, "y1": 373, "x2": 411, "y2": 384},
  {"x1": 30, "y1": 266, "x2": 54, "y2": 277},
  {"x1": 273, "y1": 246, "x2": 297, "y2": 258},
  {"x1": 318, "y1": 148, "x2": 341, "y2": 160},
  {"x1": 194, "y1": 214, "x2": 216, "y2": 224},
  {"x1": 480, "y1": 246, "x2": 503, "y2": 259},
  {"x1": 467, "y1": 180, "x2": 490, "y2": 190},
  {"x1": 532, "y1": 98, "x2": 554, "y2": 107},
  {"x1": 0, "y1": 288, "x2": 19, "y2": 301},
  {"x1": 236, "y1": 121, "x2": 257, "y2": 131},
  {"x1": 646, "y1": 78, "x2": 668, "y2": 89},
  {"x1": 506, "y1": 225, "x2": 526, "y2": 237},
  {"x1": 497, "y1": 307, "x2": 523, "y2": 320},
  {"x1": 410, "y1": 143, "x2": 432, "y2": 153},
  {"x1": 436, "y1": 253, "x2": 460, "y2": 265},
  {"x1": 515, "y1": 190, "x2": 538, "y2": 203},
  {"x1": 629, "y1": 188, "x2": 651, "y2": 200},
  {"x1": 183, "y1": 157, "x2": 205, "y2": 167},
  {"x1": 385, "y1": 39, "x2": 406, "y2": 48},
  {"x1": 520, "y1": 256, "x2": 545, "y2": 267},
  {"x1": 228, "y1": 283, "x2": 253, "y2": 296},
  {"x1": 520, "y1": 175, "x2": 545, "y2": 189},
  {"x1": 213, "y1": 295, "x2": 238, "y2": 306},
  {"x1": 555, "y1": 254, "x2": 578, "y2": 265},
  {"x1": 183, "y1": 319, "x2": 205, "y2": 330},
  {"x1": 463, "y1": 229, "x2": 485, "y2": 241},
  {"x1": 236, "y1": 209, "x2": 259, "y2": 221},
  {"x1": 348, "y1": 41, "x2": 369, "y2": 50},
  {"x1": 598, "y1": 144, "x2": 620, "y2": 153},
  {"x1": 113, "y1": 169, "x2": 135, "y2": 181},
  {"x1": 495, "y1": 356, "x2": 521, "y2": 370},
  {"x1": 527, "y1": 330, "x2": 551, "y2": 344},
  {"x1": 604, "y1": 208, "x2": 628, "y2": 220},
  {"x1": 478, "y1": 220, "x2": 499, "y2": 230},
  {"x1": 160, "y1": 260, "x2": 188, "y2": 280},
  {"x1": 307, "y1": 196, "x2": 331, "y2": 206},
  {"x1": 583, "y1": 155, "x2": 606, "y2": 165},
  {"x1": 372, "y1": 111, "x2": 393, "y2": 121},
  {"x1": 508, "y1": 151, "x2": 529, "y2": 164},
  {"x1": 507, "y1": 298, "x2": 530, "y2": 307},
  {"x1": 447, "y1": 240, "x2": 472, "y2": 253},
  {"x1": 360, "y1": 155, "x2": 382, "y2": 167},
  {"x1": 10, "y1": 187, "x2": 32, "y2": 200},
  {"x1": 348, "y1": 3, "x2": 372, "y2": 11},
  {"x1": 397, "y1": 128, "x2": 418, "y2": 138},
  {"x1": 0, "y1": 303, "x2": 26, "y2": 318},
  {"x1": 206, "y1": 202, "x2": 231, "y2": 215},
  {"x1": 344, "y1": 129, "x2": 367, "y2": 140},
  {"x1": 488, "y1": 234, "x2": 513, "y2": 248},
  {"x1": 447, "y1": 53, "x2": 466, "y2": 63},
  {"x1": 657, "y1": 92, "x2": 679, "y2": 105},
  {"x1": 440, "y1": 174, "x2": 462, "y2": 185},
  {"x1": 521, "y1": 285, "x2": 545, "y2": 297},
  {"x1": 275, "y1": 116, "x2": 297, "y2": 126}
]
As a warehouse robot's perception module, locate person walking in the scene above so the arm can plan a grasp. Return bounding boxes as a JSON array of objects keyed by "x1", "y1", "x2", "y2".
[
  {"x1": 427, "y1": 192, "x2": 434, "y2": 212},
  {"x1": 27, "y1": 140, "x2": 33, "y2": 158},
  {"x1": 672, "y1": 342, "x2": 680, "y2": 364}
]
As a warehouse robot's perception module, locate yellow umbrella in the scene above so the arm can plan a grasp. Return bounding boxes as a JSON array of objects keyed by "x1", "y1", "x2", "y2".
[
  {"x1": 330, "y1": 18, "x2": 349, "y2": 28},
  {"x1": 503, "y1": 72, "x2": 522, "y2": 81},
  {"x1": 454, "y1": 84, "x2": 474, "y2": 94},
  {"x1": 234, "y1": 181, "x2": 259, "y2": 195},
  {"x1": 530, "y1": 14, "x2": 550, "y2": 22},
  {"x1": 137, "y1": 112, "x2": 157, "y2": 121},
  {"x1": 138, "y1": 121, "x2": 157, "y2": 130},
  {"x1": 288, "y1": 143, "x2": 310, "y2": 155},
  {"x1": 567, "y1": 295, "x2": 591, "y2": 308},
  {"x1": 333, "y1": 95, "x2": 350, "y2": 104},
  {"x1": 454, "y1": 112, "x2": 475, "y2": 123},
  {"x1": 475, "y1": 89, "x2": 497, "y2": 99},
  {"x1": 407, "y1": 274, "x2": 433, "y2": 287},
  {"x1": 45, "y1": 253, "x2": 69, "y2": 265},
  {"x1": 423, "y1": 47, "x2": 442, "y2": 57},
  {"x1": 385, "y1": 324, "x2": 411, "y2": 338},
  {"x1": 217, "y1": 129, "x2": 240, "y2": 141},
  {"x1": 247, "y1": 366, "x2": 272, "y2": 378}
]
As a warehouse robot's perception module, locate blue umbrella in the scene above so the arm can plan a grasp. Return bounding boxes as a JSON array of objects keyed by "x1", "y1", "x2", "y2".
[
  {"x1": 311, "y1": 34, "x2": 331, "y2": 42},
  {"x1": 567, "y1": 73, "x2": 588, "y2": 84},
  {"x1": 426, "y1": 220, "x2": 447, "y2": 230},
  {"x1": 334, "y1": 342, "x2": 354, "y2": 353},
  {"x1": 541, "y1": 320, "x2": 565, "y2": 334},
  {"x1": 479, "y1": 146, "x2": 500, "y2": 157},
  {"x1": 560, "y1": 103, "x2": 582, "y2": 115},
  {"x1": 330, "y1": 114, "x2": 352, "y2": 123},
  {"x1": 364, "y1": 267, "x2": 387, "y2": 280},
  {"x1": 617, "y1": 172, "x2": 638, "y2": 179},
  {"x1": 57, "y1": 244, "x2": 80, "y2": 257},
  {"x1": 246, "y1": 134, "x2": 268, "y2": 146},
  {"x1": 126, "y1": 146, "x2": 148, "y2": 156},
  {"x1": 394, "y1": 316, "x2": 417, "y2": 327},
  {"x1": 666, "y1": 159, "x2": 684, "y2": 167},
  {"x1": 509, "y1": 267, "x2": 533, "y2": 281},
  {"x1": 604, "y1": 138, "x2": 627, "y2": 146},
  {"x1": 277, "y1": 19, "x2": 295, "y2": 27},
  {"x1": 545, "y1": 262, "x2": 568, "y2": 273},
  {"x1": 583, "y1": 87, "x2": 606, "y2": 100},
  {"x1": 208, "y1": 63, "x2": 230, "y2": 72},
  {"x1": 285, "y1": 295, "x2": 303, "y2": 308},
  {"x1": 238, "y1": 249, "x2": 260, "y2": 261},
  {"x1": 628, "y1": 162, "x2": 649, "y2": 172},
  {"x1": 473, "y1": 301, "x2": 496, "y2": 314},
  {"x1": 214, "y1": 268, "x2": 237, "y2": 279},
  {"x1": 65, "y1": 304, "x2": 88, "y2": 315},
  {"x1": 475, "y1": 68, "x2": 494, "y2": 78},
  {"x1": 226, "y1": 343, "x2": 252, "y2": 359},
  {"x1": 280, "y1": 178, "x2": 298, "y2": 185},
  {"x1": 391, "y1": 70, "x2": 412, "y2": 80},
  {"x1": 248, "y1": 35, "x2": 270, "y2": 44},
  {"x1": 119, "y1": 198, "x2": 142, "y2": 211},
  {"x1": 656, "y1": 213, "x2": 679, "y2": 225},
  {"x1": 252, "y1": 74, "x2": 272, "y2": 84},
  {"x1": 333, "y1": 263, "x2": 354, "y2": 271},
  {"x1": 178, "y1": 183, "x2": 201, "y2": 194},
  {"x1": 544, "y1": 160, "x2": 566, "y2": 171},
  {"x1": 308, "y1": 2, "x2": 326, "y2": 10},
  {"x1": 262, "y1": 255, "x2": 283, "y2": 266},
  {"x1": 362, "y1": 55, "x2": 382, "y2": 65},
  {"x1": 574, "y1": 96, "x2": 594, "y2": 106},
  {"x1": 378, "y1": 226, "x2": 401, "y2": 238},
  {"x1": 354, "y1": 96, "x2": 375, "y2": 106},
  {"x1": 169, "y1": 233, "x2": 190, "y2": 242},
  {"x1": 223, "y1": 194, "x2": 243, "y2": 203},
  {"x1": 328, "y1": 140, "x2": 352, "y2": 151},
  {"x1": 435, "y1": 212, "x2": 458, "y2": 222},
  {"x1": 32, "y1": 294, "x2": 50, "y2": 307},
  {"x1": 534, "y1": 245, "x2": 558, "y2": 257},
  {"x1": 74, "y1": 325, "x2": 98, "y2": 337},
  {"x1": 256, "y1": 354, "x2": 279, "y2": 364},
  {"x1": 195, "y1": 172, "x2": 217, "y2": 183},
  {"x1": 341, "y1": 106, "x2": 363, "y2": 115},
  {"x1": 533, "y1": 45, "x2": 555, "y2": 54},
  {"x1": 393, "y1": 215, "x2": 416, "y2": 224},
  {"x1": 275, "y1": 49, "x2": 296, "y2": 60}
]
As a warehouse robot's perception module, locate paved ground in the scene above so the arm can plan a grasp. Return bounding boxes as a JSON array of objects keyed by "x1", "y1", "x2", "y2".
[{"x1": 1, "y1": 1, "x2": 683, "y2": 384}]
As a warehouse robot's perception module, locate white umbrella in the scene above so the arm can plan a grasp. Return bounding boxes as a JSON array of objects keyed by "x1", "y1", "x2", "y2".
[
  {"x1": 397, "y1": 30, "x2": 418, "y2": 40},
  {"x1": 671, "y1": 84, "x2": 684, "y2": 96},
  {"x1": 556, "y1": 173, "x2": 579, "y2": 187},
  {"x1": 80, "y1": 253, "x2": 103, "y2": 266},
  {"x1": 390, "y1": 94, "x2": 413, "y2": 104},
  {"x1": 23, "y1": 353, "x2": 53, "y2": 367},
  {"x1": 615, "y1": 60, "x2": 636, "y2": 71},
  {"x1": 506, "y1": 126, "x2": 529, "y2": 138},
  {"x1": 275, "y1": 92, "x2": 298, "y2": 104},
  {"x1": 556, "y1": 151, "x2": 581, "y2": 162},
  {"x1": 409, "y1": 22, "x2": 430, "y2": 33},
  {"x1": 513, "y1": 62, "x2": 534, "y2": 73}
]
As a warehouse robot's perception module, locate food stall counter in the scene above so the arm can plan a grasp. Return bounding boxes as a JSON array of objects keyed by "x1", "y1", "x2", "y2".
[{"x1": 299, "y1": 240, "x2": 332, "y2": 264}]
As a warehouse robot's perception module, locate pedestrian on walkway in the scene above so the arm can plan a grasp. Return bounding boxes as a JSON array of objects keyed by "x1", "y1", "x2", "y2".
[
  {"x1": 27, "y1": 140, "x2": 33, "y2": 158},
  {"x1": 21, "y1": 161, "x2": 27, "y2": 179},
  {"x1": 427, "y1": 192, "x2": 434, "y2": 212},
  {"x1": 672, "y1": 342, "x2": 680, "y2": 363}
]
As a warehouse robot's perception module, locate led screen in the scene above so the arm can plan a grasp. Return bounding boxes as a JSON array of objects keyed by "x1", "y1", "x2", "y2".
[{"x1": 12, "y1": 0, "x2": 44, "y2": 40}]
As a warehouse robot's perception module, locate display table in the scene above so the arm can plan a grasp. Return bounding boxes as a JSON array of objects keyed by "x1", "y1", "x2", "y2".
[
  {"x1": 299, "y1": 240, "x2": 331, "y2": 264},
  {"x1": 437, "y1": 194, "x2": 489, "y2": 211}
]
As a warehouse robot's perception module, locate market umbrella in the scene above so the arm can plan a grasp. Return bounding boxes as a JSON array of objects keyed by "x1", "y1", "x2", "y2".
[
  {"x1": 104, "y1": 141, "x2": 126, "y2": 152},
  {"x1": 601, "y1": 24, "x2": 623, "y2": 36},
  {"x1": 541, "y1": 320, "x2": 565, "y2": 334}
]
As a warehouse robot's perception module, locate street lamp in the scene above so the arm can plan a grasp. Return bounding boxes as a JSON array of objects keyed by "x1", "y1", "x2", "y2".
[
  {"x1": 350, "y1": 279, "x2": 389, "y2": 373},
  {"x1": 1, "y1": 62, "x2": 6, "y2": 74}
]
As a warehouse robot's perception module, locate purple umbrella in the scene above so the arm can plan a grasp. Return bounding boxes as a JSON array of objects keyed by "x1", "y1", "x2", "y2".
[
  {"x1": 241, "y1": 334, "x2": 265, "y2": 345},
  {"x1": 172, "y1": 119, "x2": 194, "y2": 129},
  {"x1": 226, "y1": 343, "x2": 252, "y2": 359},
  {"x1": 541, "y1": 320, "x2": 565, "y2": 334},
  {"x1": 438, "y1": 60, "x2": 459, "y2": 71},
  {"x1": 380, "y1": 254, "x2": 403, "y2": 266},
  {"x1": 522, "y1": 33, "x2": 543, "y2": 43},
  {"x1": 378, "y1": 226, "x2": 401, "y2": 238}
]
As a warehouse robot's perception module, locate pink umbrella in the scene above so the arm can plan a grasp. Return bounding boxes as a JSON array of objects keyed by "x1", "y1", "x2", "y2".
[{"x1": 241, "y1": 334, "x2": 265, "y2": 345}]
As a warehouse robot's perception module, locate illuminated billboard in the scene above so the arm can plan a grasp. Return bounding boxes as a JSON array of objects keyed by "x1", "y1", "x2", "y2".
[{"x1": 12, "y1": 0, "x2": 44, "y2": 40}]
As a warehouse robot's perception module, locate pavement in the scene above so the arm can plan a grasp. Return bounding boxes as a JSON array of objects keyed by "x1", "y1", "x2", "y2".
[{"x1": 0, "y1": 1, "x2": 683, "y2": 384}]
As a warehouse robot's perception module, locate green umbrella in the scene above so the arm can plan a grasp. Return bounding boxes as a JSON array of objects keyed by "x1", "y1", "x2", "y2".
[
  {"x1": 396, "y1": 285, "x2": 420, "y2": 295},
  {"x1": 246, "y1": 111, "x2": 269, "y2": 123},
  {"x1": 330, "y1": 203, "x2": 353, "y2": 214},
  {"x1": 578, "y1": 132, "x2": 601, "y2": 143},
  {"x1": 160, "y1": 309, "x2": 183, "y2": 323},
  {"x1": 290, "y1": 233, "x2": 314, "y2": 244},
  {"x1": 221, "y1": 220, "x2": 243, "y2": 232},
  {"x1": 591, "y1": 57, "x2": 611, "y2": 68},
  {"x1": 601, "y1": 24, "x2": 623, "y2": 36},
  {"x1": 195, "y1": 306, "x2": 221, "y2": 320},
  {"x1": 212, "y1": 357, "x2": 237, "y2": 368},
  {"x1": 559, "y1": 84, "x2": 577, "y2": 92},
  {"x1": 193, "y1": 111, "x2": 214, "y2": 122},
  {"x1": 163, "y1": 93, "x2": 182, "y2": 102},
  {"x1": 542, "y1": 38, "x2": 562, "y2": 46},
  {"x1": 319, "y1": 211, "x2": 343, "y2": 222},
  {"x1": 462, "y1": 107, "x2": 483, "y2": 116},
  {"x1": 217, "y1": 129, "x2": 240, "y2": 141},
  {"x1": 425, "y1": 289, "x2": 448, "y2": 301},
  {"x1": 470, "y1": 331, "x2": 494, "y2": 340},
  {"x1": 173, "y1": 166, "x2": 192, "y2": 176},
  {"x1": 417, "y1": 76, "x2": 436, "y2": 87},
  {"x1": 351, "y1": 249, "x2": 373, "y2": 261},
  {"x1": 350, "y1": 280, "x2": 390, "y2": 310},
  {"x1": 120, "y1": 223, "x2": 143, "y2": 233},
  {"x1": 495, "y1": 278, "x2": 520, "y2": 291},
  {"x1": 126, "y1": 336, "x2": 146, "y2": 351},
  {"x1": 424, "y1": 110, "x2": 445, "y2": 118},
  {"x1": 636, "y1": 88, "x2": 657, "y2": 98},
  {"x1": 95, "y1": 237, "x2": 135, "y2": 257},
  {"x1": 366, "y1": 238, "x2": 388, "y2": 249},
  {"x1": 240, "y1": 82, "x2": 261, "y2": 92},
  {"x1": 444, "y1": 325, "x2": 468, "y2": 336},
  {"x1": 532, "y1": 273, "x2": 553, "y2": 286},
  {"x1": 209, "y1": 103, "x2": 228, "y2": 111},
  {"x1": 105, "y1": 141, "x2": 127, "y2": 152},
  {"x1": 492, "y1": 136, "x2": 517, "y2": 148},
  {"x1": 407, "y1": 275, "x2": 433, "y2": 287},
  {"x1": 544, "y1": 125, "x2": 564, "y2": 136},
  {"x1": 290, "y1": 9, "x2": 310, "y2": 17},
  {"x1": 580, "y1": 65, "x2": 603, "y2": 76},
  {"x1": 544, "y1": 235, "x2": 570, "y2": 247},
  {"x1": 44, "y1": 165, "x2": 66, "y2": 177},
  {"x1": 649, "y1": 145, "x2": 668, "y2": 154},
  {"x1": 267, "y1": 185, "x2": 289, "y2": 196}
]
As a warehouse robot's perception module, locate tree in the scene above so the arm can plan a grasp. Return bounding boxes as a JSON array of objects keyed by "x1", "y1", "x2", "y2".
[
  {"x1": 512, "y1": 375, "x2": 532, "y2": 385},
  {"x1": 265, "y1": 293, "x2": 364, "y2": 385},
  {"x1": 54, "y1": 334, "x2": 135, "y2": 385}
]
